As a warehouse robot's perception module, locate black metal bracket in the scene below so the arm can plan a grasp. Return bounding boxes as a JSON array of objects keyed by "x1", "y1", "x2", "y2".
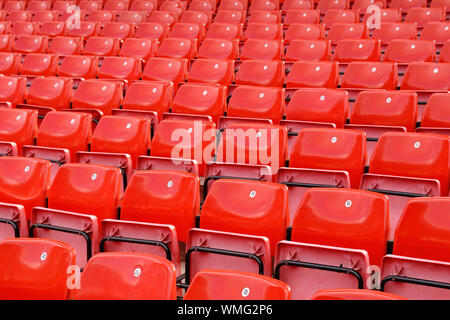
[
  {"x1": 0, "y1": 218, "x2": 20, "y2": 237},
  {"x1": 99, "y1": 236, "x2": 172, "y2": 261},
  {"x1": 366, "y1": 189, "x2": 431, "y2": 198},
  {"x1": 380, "y1": 275, "x2": 450, "y2": 291},
  {"x1": 203, "y1": 175, "x2": 262, "y2": 198},
  {"x1": 281, "y1": 181, "x2": 344, "y2": 189}
]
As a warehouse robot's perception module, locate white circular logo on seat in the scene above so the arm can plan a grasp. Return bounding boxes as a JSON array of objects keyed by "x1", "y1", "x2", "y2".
[
  {"x1": 187, "y1": 128, "x2": 193, "y2": 133},
  {"x1": 433, "y1": 68, "x2": 439, "y2": 74},
  {"x1": 203, "y1": 90, "x2": 208, "y2": 95},
  {"x1": 315, "y1": 66, "x2": 320, "y2": 71},
  {"x1": 70, "y1": 118, "x2": 75, "y2": 125},
  {"x1": 345, "y1": 200, "x2": 352, "y2": 208},
  {"x1": 249, "y1": 191, "x2": 256, "y2": 198},
  {"x1": 91, "y1": 173, "x2": 97, "y2": 181},
  {"x1": 310, "y1": 44, "x2": 315, "y2": 48},
  {"x1": 16, "y1": 115, "x2": 21, "y2": 120},
  {"x1": 24, "y1": 166, "x2": 30, "y2": 173},
  {"x1": 414, "y1": 141, "x2": 420, "y2": 148},
  {"x1": 320, "y1": 95, "x2": 325, "y2": 101},
  {"x1": 371, "y1": 67, "x2": 377, "y2": 72},
  {"x1": 242, "y1": 288, "x2": 250, "y2": 297},
  {"x1": 134, "y1": 268, "x2": 141, "y2": 277},
  {"x1": 386, "y1": 97, "x2": 392, "y2": 103},
  {"x1": 331, "y1": 137, "x2": 337, "y2": 143},
  {"x1": 167, "y1": 180, "x2": 173, "y2": 188},
  {"x1": 126, "y1": 123, "x2": 131, "y2": 129},
  {"x1": 40, "y1": 252, "x2": 47, "y2": 261}
]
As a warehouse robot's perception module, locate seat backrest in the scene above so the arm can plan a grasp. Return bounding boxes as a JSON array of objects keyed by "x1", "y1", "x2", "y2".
[
  {"x1": 187, "y1": 58, "x2": 234, "y2": 86},
  {"x1": 98, "y1": 56, "x2": 142, "y2": 82},
  {"x1": 285, "y1": 23, "x2": 325, "y2": 41},
  {"x1": 420, "y1": 22, "x2": 450, "y2": 45},
  {"x1": 135, "y1": 22, "x2": 169, "y2": 41},
  {"x1": 120, "y1": 37, "x2": 156, "y2": 61},
  {"x1": 27, "y1": 77, "x2": 73, "y2": 110},
  {"x1": 285, "y1": 39, "x2": 331, "y2": 61},
  {"x1": 323, "y1": 9, "x2": 359, "y2": 27},
  {"x1": 39, "y1": 21, "x2": 66, "y2": 37},
  {"x1": 72, "y1": 79, "x2": 123, "y2": 115},
  {"x1": 327, "y1": 23, "x2": 368, "y2": 45},
  {"x1": 372, "y1": 22, "x2": 417, "y2": 44},
  {"x1": 184, "y1": 269, "x2": 292, "y2": 300},
  {"x1": 317, "y1": 0, "x2": 350, "y2": 11},
  {"x1": 0, "y1": 75, "x2": 26, "y2": 106},
  {"x1": 58, "y1": 55, "x2": 99, "y2": 79},
  {"x1": 244, "y1": 22, "x2": 283, "y2": 40},
  {"x1": 157, "y1": 37, "x2": 197, "y2": 60},
  {"x1": 289, "y1": 128, "x2": 366, "y2": 188},
  {"x1": 0, "y1": 202, "x2": 27, "y2": 240},
  {"x1": 47, "y1": 163, "x2": 122, "y2": 221},
  {"x1": 197, "y1": 38, "x2": 238, "y2": 60},
  {"x1": 284, "y1": 10, "x2": 321, "y2": 25},
  {"x1": 48, "y1": 36, "x2": 83, "y2": 56},
  {"x1": 206, "y1": 22, "x2": 242, "y2": 40},
  {"x1": 292, "y1": 188, "x2": 389, "y2": 265},
  {"x1": 0, "y1": 108, "x2": 37, "y2": 152},
  {"x1": 101, "y1": 22, "x2": 134, "y2": 40},
  {"x1": 142, "y1": 57, "x2": 188, "y2": 84},
  {"x1": 341, "y1": 62, "x2": 397, "y2": 90},
  {"x1": 240, "y1": 39, "x2": 283, "y2": 61},
  {"x1": 384, "y1": 39, "x2": 436, "y2": 63},
  {"x1": 400, "y1": 62, "x2": 450, "y2": 91},
  {"x1": 421, "y1": 93, "x2": 450, "y2": 128},
  {"x1": 405, "y1": 7, "x2": 446, "y2": 28},
  {"x1": 389, "y1": 0, "x2": 426, "y2": 11},
  {"x1": 0, "y1": 238, "x2": 76, "y2": 300},
  {"x1": 20, "y1": 53, "x2": 57, "y2": 76},
  {"x1": 369, "y1": 132, "x2": 450, "y2": 195},
  {"x1": 200, "y1": 179, "x2": 289, "y2": 255},
  {"x1": 235, "y1": 60, "x2": 285, "y2": 87},
  {"x1": 286, "y1": 61, "x2": 339, "y2": 88},
  {"x1": 121, "y1": 170, "x2": 200, "y2": 242},
  {"x1": 83, "y1": 36, "x2": 120, "y2": 56},
  {"x1": 71, "y1": 252, "x2": 177, "y2": 300},
  {"x1": 334, "y1": 39, "x2": 381, "y2": 62},
  {"x1": 393, "y1": 197, "x2": 450, "y2": 263},
  {"x1": 312, "y1": 289, "x2": 406, "y2": 300}
]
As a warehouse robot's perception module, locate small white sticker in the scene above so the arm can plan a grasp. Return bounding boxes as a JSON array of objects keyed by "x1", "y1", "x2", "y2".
[
  {"x1": 134, "y1": 268, "x2": 141, "y2": 277},
  {"x1": 24, "y1": 166, "x2": 30, "y2": 173},
  {"x1": 345, "y1": 200, "x2": 352, "y2": 208},
  {"x1": 91, "y1": 173, "x2": 97, "y2": 181},
  {"x1": 331, "y1": 137, "x2": 337, "y2": 143},
  {"x1": 40, "y1": 252, "x2": 47, "y2": 261},
  {"x1": 249, "y1": 191, "x2": 256, "y2": 198},
  {"x1": 167, "y1": 180, "x2": 173, "y2": 188},
  {"x1": 414, "y1": 141, "x2": 420, "y2": 149},
  {"x1": 242, "y1": 287, "x2": 250, "y2": 297}
]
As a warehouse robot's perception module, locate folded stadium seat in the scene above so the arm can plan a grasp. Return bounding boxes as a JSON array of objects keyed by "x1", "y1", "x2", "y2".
[
  {"x1": 248, "y1": 10, "x2": 282, "y2": 24},
  {"x1": 380, "y1": 197, "x2": 450, "y2": 299},
  {"x1": 0, "y1": 203, "x2": 27, "y2": 239},
  {"x1": 184, "y1": 269, "x2": 292, "y2": 300},
  {"x1": 180, "y1": 10, "x2": 212, "y2": 27},
  {"x1": 317, "y1": 0, "x2": 350, "y2": 11},
  {"x1": 0, "y1": 156, "x2": 51, "y2": 219},
  {"x1": 286, "y1": 61, "x2": 339, "y2": 88},
  {"x1": 197, "y1": 38, "x2": 238, "y2": 60},
  {"x1": 32, "y1": 10, "x2": 57, "y2": 23},
  {"x1": 405, "y1": 7, "x2": 446, "y2": 29},
  {"x1": 39, "y1": 21, "x2": 66, "y2": 37},
  {"x1": 389, "y1": 0, "x2": 426, "y2": 12},
  {"x1": 27, "y1": 1, "x2": 50, "y2": 11},
  {"x1": 119, "y1": 38, "x2": 157, "y2": 62},
  {"x1": 213, "y1": 10, "x2": 246, "y2": 24},
  {"x1": 215, "y1": 123, "x2": 288, "y2": 174},
  {"x1": 156, "y1": 37, "x2": 197, "y2": 60},
  {"x1": 0, "y1": 52, "x2": 21, "y2": 76},
  {"x1": 249, "y1": 0, "x2": 279, "y2": 12},
  {"x1": 0, "y1": 75, "x2": 26, "y2": 107},
  {"x1": 142, "y1": 57, "x2": 187, "y2": 89},
  {"x1": 327, "y1": 23, "x2": 369, "y2": 46},
  {"x1": 285, "y1": 39, "x2": 331, "y2": 62},
  {"x1": 0, "y1": 22, "x2": 11, "y2": 35},
  {"x1": 10, "y1": 21, "x2": 38, "y2": 35},
  {"x1": 70, "y1": 252, "x2": 177, "y2": 300},
  {"x1": 282, "y1": 0, "x2": 313, "y2": 12},
  {"x1": 83, "y1": 36, "x2": 121, "y2": 56},
  {"x1": 29, "y1": 207, "x2": 99, "y2": 268},
  {"x1": 52, "y1": 0, "x2": 72, "y2": 11},
  {"x1": 14, "y1": 35, "x2": 48, "y2": 53},
  {"x1": 323, "y1": 9, "x2": 360, "y2": 28},
  {"x1": 100, "y1": 22, "x2": 135, "y2": 40},
  {"x1": 283, "y1": 10, "x2": 321, "y2": 26},
  {"x1": 23, "y1": 76, "x2": 73, "y2": 111},
  {"x1": 312, "y1": 289, "x2": 406, "y2": 300},
  {"x1": 274, "y1": 188, "x2": 389, "y2": 299},
  {"x1": 147, "y1": 11, "x2": 177, "y2": 29},
  {"x1": 78, "y1": 0, "x2": 100, "y2": 12},
  {"x1": 240, "y1": 39, "x2": 284, "y2": 61},
  {"x1": 351, "y1": 0, "x2": 386, "y2": 11},
  {"x1": 417, "y1": 93, "x2": 450, "y2": 135},
  {"x1": 187, "y1": 58, "x2": 234, "y2": 86},
  {"x1": 159, "y1": 0, "x2": 184, "y2": 16},
  {"x1": 225, "y1": 86, "x2": 285, "y2": 124},
  {"x1": 383, "y1": 39, "x2": 436, "y2": 75},
  {"x1": 120, "y1": 170, "x2": 200, "y2": 243},
  {"x1": 6, "y1": 10, "x2": 32, "y2": 23},
  {"x1": 20, "y1": 53, "x2": 57, "y2": 78},
  {"x1": 98, "y1": 56, "x2": 142, "y2": 83},
  {"x1": 0, "y1": 238, "x2": 76, "y2": 300},
  {"x1": 0, "y1": 108, "x2": 36, "y2": 154},
  {"x1": 184, "y1": 179, "x2": 288, "y2": 286},
  {"x1": 87, "y1": 10, "x2": 114, "y2": 23},
  {"x1": 116, "y1": 11, "x2": 147, "y2": 25},
  {"x1": 235, "y1": 60, "x2": 285, "y2": 87},
  {"x1": 420, "y1": 22, "x2": 450, "y2": 50},
  {"x1": 0, "y1": 35, "x2": 14, "y2": 52},
  {"x1": 103, "y1": 0, "x2": 129, "y2": 11},
  {"x1": 360, "y1": 132, "x2": 450, "y2": 240},
  {"x1": 341, "y1": 62, "x2": 398, "y2": 102},
  {"x1": 440, "y1": 40, "x2": 450, "y2": 62},
  {"x1": 72, "y1": 79, "x2": 123, "y2": 115},
  {"x1": 87, "y1": 115, "x2": 151, "y2": 169},
  {"x1": 217, "y1": 0, "x2": 246, "y2": 11},
  {"x1": 400, "y1": 62, "x2": 450, "y2": 109},
  {"x1": 171, "y1": 83, "x2": 227, "y2": 124},
  {"x1": 282, "y1": 88, "x2": 348, "y2": 151},
  {"x1": 4, "y1": 1, "x2": 26, "y2": 11},
  {"x1": 372, "y1": 22, "x2": 417, "y2": 49},
  {"x1": 67, "y1": 21, "x2": 101, "y2": 38},
  {"x1": 169, "y1": 22, "x2": 205, "y2": 42},
  {"x1": 333, "y1": 39, "x2": 381, "y2": 73},
  {"x1": 120, "y1": 80, "x2": 174, "y2": 122},
  {"x1": 135, "y1": 22, "x2": 169, "y2": 41},
  {"x1": 100, "y1": 219, "x2": 180, "y2": 274},
  {"x1": 150, "y1": 118, "x2": 216, "y2": 175},
  {"x1": 189, "y1": 0, "x2": 215, "y2": 12},
  {"x1": 48, "y1": 36, "x2": 83, "y2": 56},
  {"x1": 244, "y1": 23, "x2": 283, "y2": 41},
  {"x1": 58, "y1": 55, "x2": 99, "y2": 80},
  {"x1": 130, "y1": 0, "x2": 155, "y2": 12},
  {"x1": 430, "y1": 0, "x2": 450, "y2": 11},
  {"x1": 345, "y1": 90, "x2": 417, "y2": 165},
  {"x1": 205, "y1": 22, "x2": 243, "y2": 41},
  {"x1": 362, "y1": 8, "x2": 402, "y2": 24},
  {"x1": 47, "y1": 163, "x2": 122, "y2": 221}
]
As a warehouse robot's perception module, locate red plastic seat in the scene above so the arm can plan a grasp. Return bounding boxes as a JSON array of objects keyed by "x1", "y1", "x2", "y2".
[
  {"x1": 120, "y1": 170, "x2": 200, "y2": 242},
  {"x1": 98, "y1": 56, "x2": 142, "y2": 83},
  {"x1": 384, "y1": 39, "x2": 436, "y2": 65},
  {"x1": 172, "y1": 83, "x2": 226, "y2": 123},
  {"x1": 317, "y1": 0, "x2": 350, "y2": 11},
  {"x1": 14, "y1": 35, "x2": 48, "y2": 53},
  {"x1": 235, "y1": 60, "x2": 285, "y2": 87},
  {"x1": 103, "y1": 0, "x2": 128, "y2": 11},
  {"x1": 72, "y1": 79, "x2": 123, "y2": 115},
  {"x1": 213, "y1": 10, "x2": 246, "y2": 24},
  {"x1": 405, "y1": 7, "x2": 446, "y2": 28},
  {"x1": 323, "y1": 9, "x2": 359, "y2": 28},
  {"x1": 157, "y1": 37, "x2": 197, "y2": 60},
  {"x1": 0, "y1": 203, "x2": 27, "y2": 239},
  {"x1": 58, "y1": 55, "x2": 99, "y2": 79},
  {"x1": 440, "y1": 40, "x2": 450, "y2": 62},
  {"x1": 147, "y1": 11, "x2": 177, "y2": 29},
  {"x1": 142, "y1": 57, "x2": 187, "y2": 86},
  {"x1": 169, "y1": 22, "x2": 205, "y2": 41},
  {"x1": 4, "y1": 1, "x2": 25, "y2": 11},
  {"x1": 197, "y1": 38, "x2": 238, "y2": 60},
  {"x1": 101, "y1": 22, "x2": 134, "y2": 40},
  {"x1": 48, "y1": 163, "x2": 122, "y2": 221},
  {"x1": 227, "y1": 86, "x2": 285, "y2": 124},
  {"x1": 0, "y1": 156, "x2": 51, "y2": 219},
  {"x1": 187, "y1": 58, "x2": 234, "y2": 86},
  {"x1": 0, "y1": 35, "x2": 15, "y2": 53},
  {"x1": 184, "y1": 269, "x2": 292, "y2": 300},
  {"x1": 240, "y1": 39, "x2": 284, "y2": 60},
  {"x1": 78, "y1": 0, "x2": 100, "y2": 11},
  {"x1": 249, "y1": 0, "x2": 279, "y2": 12},
  {"x1": 0, "y1": 108, "x2": 36, "y2": 153},
  {"x1": 10, "y1": 21, "x2": 38, "y2": 35},
  {"x1": 0, "y1": 238, "x2": 76, "y2": 300},
  {"x1": 67, "y1": 21, "x2": 100, "y2": 38},
  {"x1": 25, "y1": 77, "x2": 73, "y2": 110},
  {"x1": 380, "y1": 197, "x2": 450, "y2": 299},
  {"x1": 334, "y1": 39, "x2": 381, "y2": 63},
  {"x1": 0, "y1": 52, "x2": 20, "y2": 75},
  {"x1": 119, "y1": 37, "x2": 156, "y2": 62},
  {"x1": 360, "y1": 132, "x2": 450, "y2": 239},
  {"x1": 352, "y1": 0, "x2": 385, "y2": 11},
  {"x1": 20, "y1": 53, "x2": 57, "y2": 76},
  {"x1": 48, "y1": 36, "x2": 83, "y2": 56},
  {"x1": 135, "y1": 22, "x2": 168, "y2": 42},
  {"x1": 282, "y1": 0, "x2": 313, "y2": 12},
  {"x1": 32, "y1": 10, "x2": 56, "y2": 23},
  {"x1": 83, "y1": 36, "x2": 120, "y2": 56},
  {"x1": 248, "y1": 10, "x2": 282, "y2": 24},
  {"x1": 218, "y1": 1, "x2": 246, "y2": 12},
  {"x1": 420, "y1": 22, "x2": 450, "y2": 46},
  {"x1": 283, "y1": 10, "x2": 321, "y2": 26},
  {"x1": 362, "y1": 8, "x2": 402, "y2": 23},
  {"x1": 419, "y1": 93, "x2": 450, "y2": 135},
  {"x1": 180, "y1": 10, "x2": 212, "y2": 26},
  {"x1": 30, "y1": 207, "x2": 99, "y2": 268},
  {"x1": 206, "y1": 22, "x2": 242, "y2": 41},
  {"x1": 52, "y1": 1, "x2": 72, "y2": 11},
  {"x1": 286, "y1": 61, "x2": 339, "y2": 88},
  {"x1": 71, "y1": 252, "x2": 177, "y2": 300},
  {"x1": 39, "y1": 21, "x2": 66, "y2": 37},
  {"x1": 389, "y1": 0, "x2": 426, "y2": 11},
  {"x1": 244, "y1": 23, "x2": 283, "y2": 41},
  {"x1": 130, "y1": 0, "x2": 155, "y2": 12},
  {"x1": 285, "y1": 39, "x2": 331, "y2": 61},
  {"x1": 274, "y1": 188, "x2": 388, "y2": 299},
  {"x1": 327, "y1": 23, "x2": 368, "y2": 45},
  {"x1": 189, "y1": 0, "x2": 215, "y2": 12},
  {"x1": 0, "y1": 75, "x2": 25, "y2": 106},
  {"x1": 87, "y1": 10, "x2": 114, "y2": 23},
  {"x1": 116, "y1": 11, "x2": 146, "y2": 25},
  {"x1": 372, "y1": 22, "x2": 417, "y2": 45},
  {"x1": 400, "y1": 62, "x2": 450, "y2": 94},
  {"x1": 159, "y1": 0, "x2": 184, "y2": 16},
  {"x1": 27, "y1": 1, "x2": 50, "y2": 11},
  {"x1": 7, "y1": 10, "x2": 32, "y2": 23},
  {"x1": 0, "y1": 22, "x2": 11, "y2": 35},
  {"x1": 312, "y1": 289, "x2": 406, "y2": 300}
]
